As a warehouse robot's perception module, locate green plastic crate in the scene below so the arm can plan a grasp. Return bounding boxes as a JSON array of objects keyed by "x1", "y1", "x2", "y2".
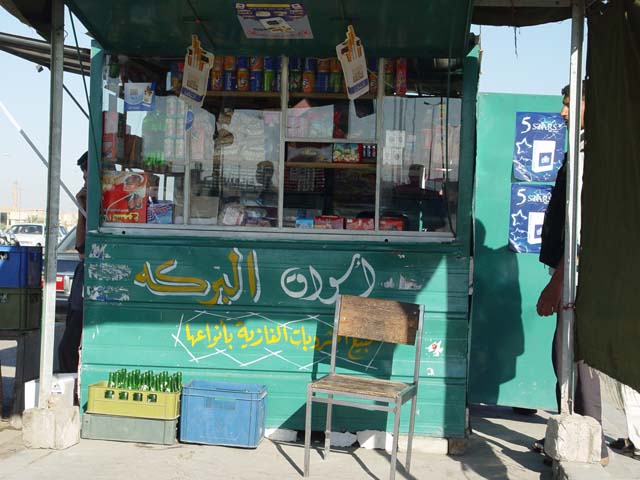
[
  {"x1": 86, "y1": 382, "x2": 180, "y2": 420},
  {"x1": 81, "y1": 413, "x2": 177, "y2": 444},
  {"x1": 0, "y1": 288, "x2": 41, "y2": 330}
]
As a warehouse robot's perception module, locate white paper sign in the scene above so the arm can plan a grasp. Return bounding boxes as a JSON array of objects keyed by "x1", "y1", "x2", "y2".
[
  {"x1": 385, "y1": 130, "x2": 406, "y2": 148},
  {"x1": 336, "y1": 25, "x2": 369, "y2": 100},
  {"x1": 179, "y1": 35, "x2": 214, "y2": 108},
  {"x1": 383, "y1": 147, "x2": 404, "y2": 166}
]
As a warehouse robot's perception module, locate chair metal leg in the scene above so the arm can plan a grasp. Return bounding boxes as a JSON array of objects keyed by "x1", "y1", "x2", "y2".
[
  {"x1": 405, "y1": 394, "x2": 418, "y2": 473},
  {"x1": 324, "y1": 393, "x2": 333, "y2": 459},
  {"x1": 304, "y1": 385, "x2": 313, "y2": 477},
  {"x1": 390, "y1": 400, "x2": 402, "y2": 480}
]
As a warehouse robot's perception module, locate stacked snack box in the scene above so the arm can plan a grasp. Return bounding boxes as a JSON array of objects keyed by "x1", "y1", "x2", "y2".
[
  {"x1": 102, "y1": 171, "x2": 148, "y2": 223},
  {"x1": 314, "y1": 215, "x2": 344, "y2": 229}
]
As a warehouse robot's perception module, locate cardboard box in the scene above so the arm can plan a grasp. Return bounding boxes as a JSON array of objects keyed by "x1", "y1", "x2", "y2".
[
  {"x1": 24, "y1": 373, "x2": 77, "y2": 411},
  {"x1": 380, "y1": 218, "x2": 404, "y2": 231},
  {"x1": 333, "y1": 143, "x2": 360, "y2": 163},
  {"x1": 147, "y1": 201, "x2": 174, "y2": 224},
  {"x1": 314, "y1": 216, "x2": 344, "y2": 229},
  {"x1": 346, "y1": 218, "x2": 374, "y2": 230},
  {"x1": 295, "y1": 218, "x2": 314, "y2": 229},
  {"x1": 102, "y1": 171, "x2": 148, "y2": 223}
]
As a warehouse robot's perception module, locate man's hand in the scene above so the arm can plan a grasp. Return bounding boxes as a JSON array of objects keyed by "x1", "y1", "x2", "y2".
[{"x1": 537, "y1": 259, "x2": 566, "y2": 317}]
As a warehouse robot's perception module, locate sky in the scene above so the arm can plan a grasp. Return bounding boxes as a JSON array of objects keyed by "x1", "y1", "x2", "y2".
[{"x1": 0, "y1": 9, "x2": 581, "y2": 213}]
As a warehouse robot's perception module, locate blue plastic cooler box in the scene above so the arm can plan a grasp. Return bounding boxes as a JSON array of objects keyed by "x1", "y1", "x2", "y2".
[
  {"x1": 0, "y1": 246, "x2": 42, "y2": 288},
  {"x1": 180, "y1": 380, "x2": 267, "y2": 448}
]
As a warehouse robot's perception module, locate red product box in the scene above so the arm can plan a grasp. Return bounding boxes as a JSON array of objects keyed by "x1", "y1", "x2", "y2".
[
  {"x1": 380, "y1": 218, "x2": 404, "y2": 231},
  {"x1": 314, "y1": 215, "x2": 344, "y2": 229},
  {"x1": 346, "y1": 218, "x2": 374, "y2": 230},
  {"x1": 102, "y1": 171, "x2": 148, "y2": 223}
]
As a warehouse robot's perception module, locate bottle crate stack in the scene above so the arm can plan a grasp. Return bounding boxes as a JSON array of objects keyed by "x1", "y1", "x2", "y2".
[
  {"x1": 0, "y1": 246, "x2": 42, "y2": 330},
  {"x1": 83, "y1": 369, "x2": 182, "y2": 445}
]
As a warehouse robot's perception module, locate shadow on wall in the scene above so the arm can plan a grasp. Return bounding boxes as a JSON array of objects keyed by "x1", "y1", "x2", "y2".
[{"x1": 468, "y1": 220, "x2": 524, "y2": 406}]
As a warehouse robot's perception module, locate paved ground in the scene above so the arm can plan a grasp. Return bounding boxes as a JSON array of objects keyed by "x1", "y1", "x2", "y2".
[{"x1": 1, "y1": 339, "x2": 639, "y2": 479}]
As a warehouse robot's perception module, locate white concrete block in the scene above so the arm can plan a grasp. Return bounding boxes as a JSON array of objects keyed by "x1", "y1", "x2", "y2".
[
  {"x1": 356, "y1": 430, "x2": 393, "y2": 451},
  {"x1": 398, "y1": 435, "x2": 448, "y2": 454},
  {"x1": 265, "y1": 428, "x2": 297, "y2": 442},
  {"x1": 22, "y1": 407, "x2": 80, "y2": 450},
  {"x1": 330, "y1": 431, "x2": 357, "y2": 447},
  {"x1": 545, "y1": 414, "x2": 601, "y2": 463},
  {"x1": 555, "y1": 461, "x2": 611, "y2": 480}
]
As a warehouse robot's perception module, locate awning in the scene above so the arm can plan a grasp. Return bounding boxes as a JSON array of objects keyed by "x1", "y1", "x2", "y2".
[{"x1": 0, "y1": 31, "x2": 90, "y2": 75}]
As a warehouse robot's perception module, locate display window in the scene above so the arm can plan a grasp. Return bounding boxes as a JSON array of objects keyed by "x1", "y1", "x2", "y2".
[{"x1": 99, "y1": 55, "x2": 462, "y2": 238}]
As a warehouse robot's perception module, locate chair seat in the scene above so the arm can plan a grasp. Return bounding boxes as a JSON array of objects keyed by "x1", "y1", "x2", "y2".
[{"x1": 311, "y1": 374, "x2": 412, "y2": 399}]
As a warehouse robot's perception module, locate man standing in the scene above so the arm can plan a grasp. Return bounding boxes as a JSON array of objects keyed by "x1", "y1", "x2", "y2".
[
  {"x1": 535, "y1": 83, "x2": 608, "y2": 465},
  {"x1": 58, "y1": 152, "x2": 87, "y2": 373}
]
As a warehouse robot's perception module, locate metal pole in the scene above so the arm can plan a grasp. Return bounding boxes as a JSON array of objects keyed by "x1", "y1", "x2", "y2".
[
  {"x1": 560, "y1": 0, "x2": 584, "y2": 415},
  {"x1": 38, "y1": 0, "x2": 64, "y2": 409},
  {"x1": 0, "y1": 100, "x2": 86, "y2": 218}
]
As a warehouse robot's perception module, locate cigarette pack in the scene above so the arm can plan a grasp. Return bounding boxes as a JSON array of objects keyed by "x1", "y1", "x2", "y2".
[{"x1": 295, "y1": 218, "x2": 314, "y2": 229}]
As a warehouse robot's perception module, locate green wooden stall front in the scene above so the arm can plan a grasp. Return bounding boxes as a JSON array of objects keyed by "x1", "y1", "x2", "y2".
[
  {"x1": 74, "y1": 1, "x2": 479, "y2": 436},
  {"x1": 469, "y1": 93, "x2": 560, "y2": 410}
]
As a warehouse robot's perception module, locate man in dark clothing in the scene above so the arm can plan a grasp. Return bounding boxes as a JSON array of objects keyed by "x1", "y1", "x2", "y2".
[
  {"x1": 535, "y1": 84, "x2": 608, "y2": 465},
  {"x1": 58, "y1": 152, "x2": 87, "y2": 373}
]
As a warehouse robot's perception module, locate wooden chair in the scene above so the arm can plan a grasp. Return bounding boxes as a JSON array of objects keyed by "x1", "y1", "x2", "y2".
[{"x1": 303, "y1": 294, "x2": 424, "y2": 480}]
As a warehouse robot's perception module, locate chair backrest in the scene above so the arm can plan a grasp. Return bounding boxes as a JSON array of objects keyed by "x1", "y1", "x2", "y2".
[{"x1": 330, "y1": 295, "x2": 424, "y2": 381}]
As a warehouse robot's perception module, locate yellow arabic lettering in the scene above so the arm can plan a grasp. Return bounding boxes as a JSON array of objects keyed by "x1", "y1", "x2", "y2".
[
  {"x1": 185, "y1": 323, "x2": 206, "y2": 347},
  {"x1": 199, "y1": 250, "x2": 243, "y2": 305},
  {"x1": 348, "y1": 337, "x2": 373, "y2": 360},
  {"x1": 134, "y1": 260, "x2": 210, "y2": 296}
]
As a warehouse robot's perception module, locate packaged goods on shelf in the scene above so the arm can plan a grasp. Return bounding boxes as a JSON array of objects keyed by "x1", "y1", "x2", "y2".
[
  {"x1": 314, "y1": 215, "x2": 344, "y2": 229},
  {"x1": 346, "y1": 218, "x2": 374, "y2": 230},
  {"x1": 380, "y1": 218, "x2": 405, "y2": 231},
  {"x1": 102, "y1": 171, "x2": 148, "y2": 223},
  {"x1": 295, "y1": 218, "x2": 314, "y2": 229},
  {"x1": 287, "y1": 143, "x2": 333, "y2": 163},
  {"x1": 332, "y1": 143, "x2": 360, "y2": 163}
]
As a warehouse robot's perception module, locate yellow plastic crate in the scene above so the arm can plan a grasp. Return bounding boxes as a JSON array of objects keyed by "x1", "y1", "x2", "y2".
[{"x1": 86, "y1": 382, "x2": 180, "y2": 420}]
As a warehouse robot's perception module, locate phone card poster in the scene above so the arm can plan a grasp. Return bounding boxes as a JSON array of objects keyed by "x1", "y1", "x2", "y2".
[
  {"x1": 509, "y1": 184, "x2": 552, "y2": 254},
  {"x1": 513, "y1": 112, "x2": 566, "y2": 182}
]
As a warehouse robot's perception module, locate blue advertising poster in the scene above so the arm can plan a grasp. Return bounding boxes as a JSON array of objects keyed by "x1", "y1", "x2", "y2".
[
  {"x1": 235, "y1": 3, "x2": 313, "y2": 39},
  {"x1": 509, "y1": 184, "x2": 553, "y2": 253},
  {"x1": 124, "y1": 82, "x2": 155, "y2": 112},
  {"x1": 513, "y1": 112, "x2": 566, "y2": 182}
]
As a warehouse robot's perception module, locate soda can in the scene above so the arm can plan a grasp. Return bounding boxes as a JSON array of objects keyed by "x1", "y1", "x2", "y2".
[
  {"x1": 166, "y1": 96, "x2": 178, "y2": 116},
  {"x1": 289, "y1": 69, "x2": 302, "y2": 92},
  {"x1": 250, "y1": 56, "x2": 263, "y2": 71},
  {"x1": 210, "y1": 69, "x2": 223, "y2": 91},
  {"x1": 165, "y1": 117, "x2": 176, "y2": 137},
  {"x1": 304, "y1": 57, "x2": 317, "y2": 72},
  {"x1": 330, "y1": 71, "x2": 342, "y2": 93},
  {"x1": 250, "y1": 69, "x2": 263, "y2": 91},
  {"x1": 236, "y1": 56, "x2": 248, "y2": 70},
  {"x1": 212, "y1": 56, "x2": 224, "y2": 71},
  {"x1": 289, "y1": 56, "x2": 301, "y2": 71},
  {"x1": 263, "y1": 69, "x2": 275, "y2": 92},
  {"x1": 302, "y1": 70, "x2": 315, "y2": 93},
  {"x1": 175, "y1": 137, "x2": 185, "y2": 161},
  {"x1": 315, "y1": 71, "x2": 329, "y2": 93},
  {"x1": 223, "y1": 55, "x2": 236, "y2": 70},
  {"x1": 163, "y1": 137, "x2": 175, "y2": 159},
  {"x1": 237, "y1": 67, "x2": 250, "y2": 91},
  {"x1": 395, "y1": 57, "x2": 407, "y2": 95},
  {"x1": 223, "y1": 70, "x2": 237, "y2": 90},
  {"x1": 317, "y1": 58, "x2": 331, "y2": 72},
  {"x1": 264, "y1": 56, "x2": 275, "y2": 70},
  {"x1": 330, "y1": 58, "x2": 341, "y2": 73}
]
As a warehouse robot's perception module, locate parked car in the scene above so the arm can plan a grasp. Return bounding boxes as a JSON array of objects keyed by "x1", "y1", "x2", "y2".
[
  {"x1": 5, "y1": 223, "x2": 67, "y2": 246},
  {"x1": 55, "y1": 227, "x2": 80, "y2": 316}
]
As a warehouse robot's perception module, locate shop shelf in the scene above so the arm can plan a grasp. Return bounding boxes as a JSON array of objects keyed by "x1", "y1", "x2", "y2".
[
  {"x1": 286, "y1": 161, "x2": 376, "y2": 170},
  {"x1": 0, "y1": 288, "x2": 41, "y2": 330},
  {"x1": 86, "y1": 382, "x2": 180, "y2": 420},
  {"x1": 180, "y1": 380, "x2": 267, "y2": 448},
  {"x1": 81, "y1": 413, "x2": 177, "y2": 445},
  {"x1": 206, "y1": 91, "x2": 280, "y2": 98},
  {"x1": 0, "y1": 246, "x2": 42, "y2": 288}
]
